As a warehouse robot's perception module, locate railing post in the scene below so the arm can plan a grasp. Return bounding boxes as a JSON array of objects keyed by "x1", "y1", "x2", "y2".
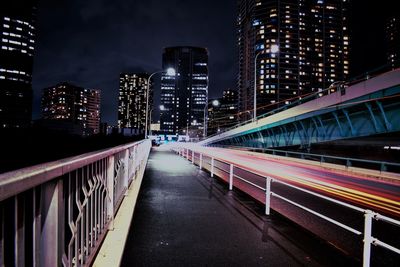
[
  {"x1": 107, "y1": 155, "x2": 115, "y2": 230},
  {"x1": 211, "y1": 157, "x2": 214, "y2": 177},
  {"x1": 123, "y1": 149, "x2": 129, "y2": 195},
  {"x1": 363, "y1": 210, "x2": 373, "y2": 267},
  {"x1": 229, "y1": 164, "x2": 233, "y2": 190},
  {"x1": 40, "y1": 180, "x2": 64, "y2": 267},
  {"x1": 346, "y1": 159, "x2": 352, "y2": 168},
  {"x1": 192, "y1": 150, "x2": 195, "y2": 164},
  {"x1": 380, "y1": 163, "x2": 387, "y2": 172},
  {"x1": 186, "y1": 149, "x2": 189, "y2": 160},
  {"x1": 15, "y1": 195, "x2": 26, "y2": 266},
  {"x1": 199, "y1": 153, "x2": 203, "y2": 169},
  {"x1": 134, "y1": 146, "x2": 139, "y2": 178},
  {"x1": 265, "y1": 176, "x2": 272, "y2": 215}
]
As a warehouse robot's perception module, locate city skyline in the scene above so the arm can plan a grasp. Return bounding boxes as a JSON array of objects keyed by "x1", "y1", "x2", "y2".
[
  {"x1": 0, "y1": 1, "x2": 399, "y2": 265},
  {"x1": 29, "y1": 0, "x2": 398, "y2": 126}
]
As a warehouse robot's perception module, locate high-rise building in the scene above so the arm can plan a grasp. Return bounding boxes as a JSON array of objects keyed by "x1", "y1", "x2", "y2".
[
  {"x1": 386, "y1": 16, "x2": 400, "y2": 69},
  {"x1": 41, "y1": 82, "x2": 101, "y2": 135},
  {"x1": 207, "y1": 89, "x2": 239, "y2": 136},
  {"x1": 237, "y1": 0, "x2": 349, "y2": 120},
  {"x1": 0, "y1": 0, "x2": 37, "y2": 128},
  {"x1": 160, "y1": 46, "x2": 208, "y2": 137},
  {"x1": 118, "y1": 73, "x2": 152, "y2": 134}
]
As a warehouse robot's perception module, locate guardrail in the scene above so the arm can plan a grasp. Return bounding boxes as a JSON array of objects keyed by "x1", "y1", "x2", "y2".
[
  {"x1": 173, "y1": 144, "x2": 400, "y2": 267},
  {"x1": 204, "y1": 64, "x2": 396, "y2": 141},
  {"x1": 0, "y1": 139, "x2": 151, "y2": 267},
  {"x1": 212, "y1": 145, "x2": 400, "y2": 174}
]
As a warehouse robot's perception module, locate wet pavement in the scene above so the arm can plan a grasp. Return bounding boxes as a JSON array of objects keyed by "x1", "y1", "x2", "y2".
[{"x1": 121, "y1": 148, "x2": 356, "y2": 267}]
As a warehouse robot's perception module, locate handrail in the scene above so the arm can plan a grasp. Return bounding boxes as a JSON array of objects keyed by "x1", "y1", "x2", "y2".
[
  {"x1": 174, "y1": 144, "x2": 400, "y2": 267},
  {"x1": 0, "y1": 140, "x2": 146, "y2": 201},
  {"x1": 0, "y1": 139, "x2": 151, "y2": 267}
]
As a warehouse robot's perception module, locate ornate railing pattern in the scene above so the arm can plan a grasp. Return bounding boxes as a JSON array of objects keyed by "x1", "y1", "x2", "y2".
[{"x1": 0, "y1": 140, "x2": 151, "y2": 266}]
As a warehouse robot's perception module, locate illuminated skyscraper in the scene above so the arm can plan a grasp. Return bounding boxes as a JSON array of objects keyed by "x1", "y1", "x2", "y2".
[
  {"x1": 41, "y1": 82, "x2": 101, "y2": 135},
  {"x1": 207, "y1": 89, "x2": 238, "y2": 136},
  {"x1": 386, "y1": 16, "x2": 400, "y2": 69},
  {"x1": 160, "y1": 46, "x2": 208, "y2": 137},
  {"x1": 0, "y1": 0, "x2": 37, "y2": 128},
  {"x1": 237, "y1": 0, "x2": 349, "y2": 119},
  {"x1": 118, "y1": 73, "x2": 152, "y2": 134}
]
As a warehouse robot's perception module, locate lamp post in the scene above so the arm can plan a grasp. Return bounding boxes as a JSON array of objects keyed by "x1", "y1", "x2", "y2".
[
  {"x1": 145, "y1": 68, "x2": 175, "y2": 139},
  {"x1": 203, "y1": 99, "x2": 220, "y2": 138},
  {"x1": 148, "y1": 108, "x2": 153, "y2": 137},
  {"x1": 203, "y1": 104, "x2": 208, "y2": 138},
  {"x1": 253, "y1": 44, "x2": 279, "y2": 121}
]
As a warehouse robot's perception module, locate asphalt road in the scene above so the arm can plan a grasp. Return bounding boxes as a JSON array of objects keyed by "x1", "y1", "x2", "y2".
[
  {"x1": 177, "y1": 145, "x2": 400, "y2": 266},
  {"x1": 121, "y1": 149, "x2": 357, "y2": 267}
]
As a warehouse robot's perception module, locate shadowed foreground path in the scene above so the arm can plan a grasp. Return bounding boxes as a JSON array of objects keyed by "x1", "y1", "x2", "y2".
[{"x1": 121, "y1": 148, "x2": 354, "y2": 266}]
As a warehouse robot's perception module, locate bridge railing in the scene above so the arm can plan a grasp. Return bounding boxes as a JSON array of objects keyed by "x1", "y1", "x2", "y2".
[
  {"x1": 0, "y1": 139, "x2": 151, "y2": 267},
  {"x1": 204, "y1": 64, "x2": 398, "y2": 141},
  {"x1": 212, "y1": 145, "x2": 400, "y2": 174},
  {"x1": 173, "y1": 144, "x2": 400, "y2": 267}
]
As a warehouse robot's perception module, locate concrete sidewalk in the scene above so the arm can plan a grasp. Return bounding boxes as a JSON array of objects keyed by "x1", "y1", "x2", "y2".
[{"x1": 121, "y1": 148, "x2": 354, "y2": 266}]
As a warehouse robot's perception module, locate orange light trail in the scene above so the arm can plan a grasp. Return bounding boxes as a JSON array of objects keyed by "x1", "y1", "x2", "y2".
[{"x1": 188, "y1": 146, "x2": 400, "y2": 217}]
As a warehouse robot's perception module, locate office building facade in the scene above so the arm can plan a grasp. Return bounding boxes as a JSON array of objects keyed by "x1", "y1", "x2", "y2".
[
  {"x1": 0, "y1": 0, "x2": 37, "y2": 128},
  {"x1": 207, "y1": 89, "x2": 239, "y2": 136},
  {"x1": 237, "y1": 0, "x2": 349, "y2": 119},
  {"x1": 160, "y1": 46, "x2": 208, "y2": 137},
  {"x1": 41, "y1": 82, "x2": 101, "y2": 135},
  {"x1": 118, "y1": 73, "x2": 152, "y2": 134},
  {"x1": 386, "y1": 16, "x2": 400, "y2": 69}
]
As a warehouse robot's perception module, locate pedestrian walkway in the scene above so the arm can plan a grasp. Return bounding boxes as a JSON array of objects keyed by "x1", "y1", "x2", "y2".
[{"x1": 120, "y1": 148, "x2": 355, "y2": 266}]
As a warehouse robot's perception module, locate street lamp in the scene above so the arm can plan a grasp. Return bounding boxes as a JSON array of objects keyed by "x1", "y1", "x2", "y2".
[
  {"x1": 148, "y1": 108, "x2": 154, "y2": 137},
  {"x1": 158, "y1": 105, "x2": 166, "y2": 136},
  {"x1": 253, "y1": 44, "x2": 279, "y2": 121},
  {"x1": 203, "y1": 104, "x2": 208, "y2": 138},
  {"x1": 145, "y1": 67, "x2": 175, "y2": 139},
  {"x1": 203, "y1": 99, "x2": 220, "y2": 138}
]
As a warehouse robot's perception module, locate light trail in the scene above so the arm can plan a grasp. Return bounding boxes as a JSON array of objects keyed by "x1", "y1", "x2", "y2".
[{"x1": 184, "y1": 145, "x2": 400, "y2": 217}]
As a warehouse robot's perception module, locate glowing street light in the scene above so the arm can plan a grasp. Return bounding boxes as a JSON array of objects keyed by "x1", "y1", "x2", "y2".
[
  {"x1": 166, "y1": 67, "x2": 176, "y2": 76},
  {"x1": 270, "y1": 44, "x2": 279, "y2": 54}
]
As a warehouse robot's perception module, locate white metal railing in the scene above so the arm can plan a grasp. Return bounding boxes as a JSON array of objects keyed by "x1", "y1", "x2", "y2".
[
  {"x1": 174, "y1": 145, "x2": 400, "y2": 267},
  {"x1": 0, "y1": 139, "x2": 151, "y2": 267}
]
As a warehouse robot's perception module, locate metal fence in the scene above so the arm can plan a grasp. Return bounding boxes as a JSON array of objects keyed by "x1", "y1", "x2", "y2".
[
  {"x1": 0, "y1": 139, "x2": 151, "y2": 267},
  {"x1": 174, "y1": 145, "x2": 400, "y2": 267}
]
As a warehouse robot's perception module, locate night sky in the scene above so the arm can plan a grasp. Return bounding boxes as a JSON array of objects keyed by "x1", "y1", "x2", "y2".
[{"x1": 31, "y1": 0, "x2": 397, "y2": 125}]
